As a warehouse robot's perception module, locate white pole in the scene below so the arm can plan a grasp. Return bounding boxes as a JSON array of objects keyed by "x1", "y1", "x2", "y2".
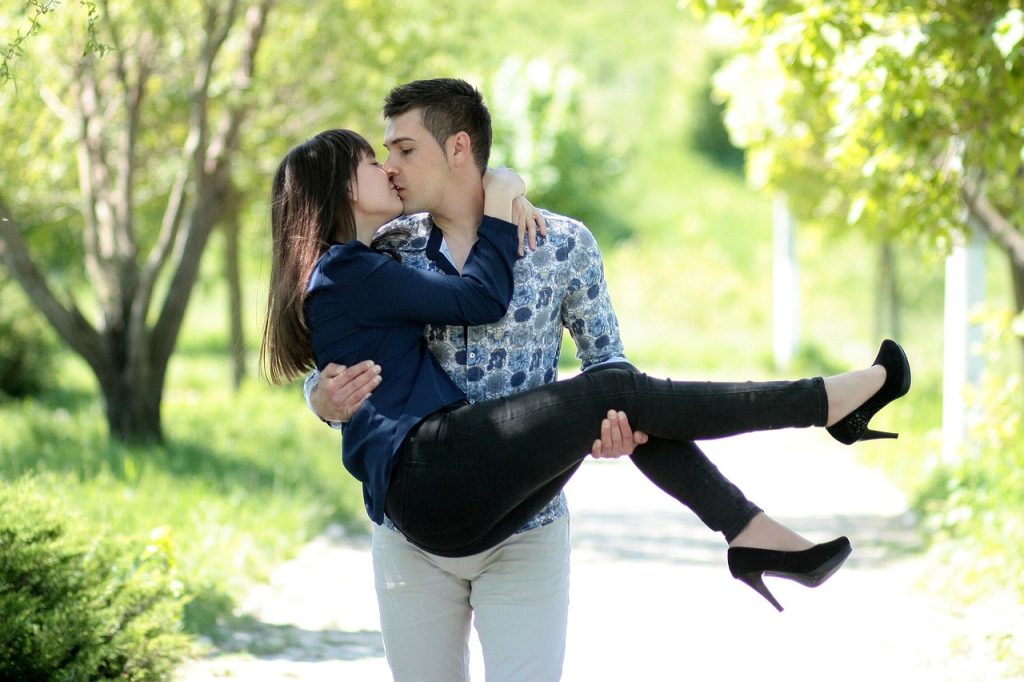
[
  {"x1": 772, "y1": 194, "x2": 800, "y2": 370},
  {"x1": 942, "y1": 228, "x2": 986, "y2": 462}
]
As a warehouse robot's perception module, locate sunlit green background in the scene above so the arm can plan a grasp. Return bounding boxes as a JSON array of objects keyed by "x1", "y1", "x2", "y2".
[{"x1": 1, "y1": 0, "x2": 1021, "y2": 675}]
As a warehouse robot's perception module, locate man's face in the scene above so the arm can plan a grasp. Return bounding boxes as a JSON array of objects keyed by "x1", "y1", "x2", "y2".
[{"x1": 382, "y1": 109, "x2": 451, "y2": 215}]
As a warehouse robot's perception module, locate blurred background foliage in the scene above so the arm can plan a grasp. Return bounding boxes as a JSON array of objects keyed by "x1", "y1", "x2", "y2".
[
  {"x1": 687, "y1": 1, "x2": 1024, "y2": 666},
  {"x1": 1, "y1": 0, "x2": 1021, "y2": 672}
]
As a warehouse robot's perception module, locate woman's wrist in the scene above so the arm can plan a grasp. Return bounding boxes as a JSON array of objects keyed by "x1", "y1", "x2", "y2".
[
  {"x1": 483, "y1": 191, "x2": 519, "y2": 222},
  {"x1": 483, "y1": 167, "x2": 526, "y2": 223}
]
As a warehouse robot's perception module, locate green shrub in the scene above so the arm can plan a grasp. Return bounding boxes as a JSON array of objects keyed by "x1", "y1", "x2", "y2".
[
  {"x1": 0, "y1": 478, "x2": 194, "y2": 681},
  {"x1": 916, "y1": 311, "x2": 1024, "y2": 555},
  {"x1": 0, "y1": 277, "x2": 57, "y2": 399},
  {"x1": 689, "y1": 53, "x2": 745, "y2": 174},
  {"x1": 913, "y1": 310, "x2": 1024, "y2": 680}
]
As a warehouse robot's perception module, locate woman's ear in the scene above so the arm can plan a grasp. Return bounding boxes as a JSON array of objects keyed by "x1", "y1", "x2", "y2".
[{"x1": 348, "y1": 179, "x2": 358, "y2": 203}]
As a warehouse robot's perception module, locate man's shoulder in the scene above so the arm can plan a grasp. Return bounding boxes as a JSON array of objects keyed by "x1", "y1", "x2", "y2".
[
  {"x1": 537, "y1": 209, "x2": 596, "y2": 243},
  {"x1": 537, "y1": 208, "x2": 585, "y2": 231},
  {"x1": 529, "y1": 209, "x2": 601, "y2": 259},
  {"x1": 373, "y1": 214, "x2": 432, "y2": 251}
]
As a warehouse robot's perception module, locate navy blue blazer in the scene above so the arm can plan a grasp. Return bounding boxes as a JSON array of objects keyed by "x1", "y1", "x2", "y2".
[{"x1": 305, "y1": 216, "x2": 519, "y2": 522}]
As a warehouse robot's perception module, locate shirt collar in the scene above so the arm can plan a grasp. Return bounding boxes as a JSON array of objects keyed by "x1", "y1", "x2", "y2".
[{"x1": 425, "y1": 220, "x2": 460, "y2": 275}]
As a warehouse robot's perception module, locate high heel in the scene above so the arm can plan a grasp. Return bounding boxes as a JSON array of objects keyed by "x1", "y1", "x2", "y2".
[
  {"x1": 827, "y1": 339, "x2": 911, "y2": 445},
  {"x1": 727, "y1": 536, "x2": 852, "y2": 612}
]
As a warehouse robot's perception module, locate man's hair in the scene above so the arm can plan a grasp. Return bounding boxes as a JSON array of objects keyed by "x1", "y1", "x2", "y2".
[{"x1": 384, "y1": 78, "x2": 492, "y2": 172}]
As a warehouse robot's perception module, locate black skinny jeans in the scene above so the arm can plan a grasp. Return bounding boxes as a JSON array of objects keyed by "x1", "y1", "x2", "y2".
[{"x1": 385, "y1": 367, "x2": 827, "y2": 557}]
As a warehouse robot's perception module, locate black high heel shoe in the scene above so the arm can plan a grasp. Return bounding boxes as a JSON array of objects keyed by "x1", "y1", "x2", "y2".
[
  {"x1": 826, "y1": 339, "x2": 911, "y2": 445},
  {"x1": 727, "y1": 537, "x2": 852, "y2": 612}
]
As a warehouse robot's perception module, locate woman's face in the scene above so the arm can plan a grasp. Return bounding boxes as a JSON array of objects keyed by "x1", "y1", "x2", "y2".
[{"x1": 351, "y1": 152, "x2": 404, "y2": 241}]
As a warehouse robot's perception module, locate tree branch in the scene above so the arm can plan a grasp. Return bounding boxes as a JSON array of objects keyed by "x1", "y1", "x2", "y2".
[
  {"x1": 99, "y1": 0, "x2": 145, "y2": 263},
  {"x1": 131, "y1": 0, "x2": 252, "y2": 371},
  {"x1": 129, "y1": 0, "x2": 238, "y2": 350},
  {"x1": 0, "y1": 199, "x2": 106, "y2": 372},
  {"x1": 150, "y1": 0, "x2": 274, "y2": 368},
  {"x1": 38, "y1": 84, "x2": 74, "y2": 124},
  {"x1": 961, "y1": 184, "x2": 1024, "y2": 270},
  {"x1": 70, "y1": 55, "x2": 118, "y2": 323},
  {"x1": 206, "y1": 0, "x2": 272, "y2": 177}
]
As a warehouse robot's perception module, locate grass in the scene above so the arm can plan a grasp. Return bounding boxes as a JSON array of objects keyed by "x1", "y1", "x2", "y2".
[{"x1": 0, "y1": 350, "x2": 363, "y2": 639}]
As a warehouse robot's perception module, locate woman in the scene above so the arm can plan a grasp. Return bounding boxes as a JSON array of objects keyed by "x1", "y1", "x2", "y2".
[{"x1": 261, "y1": 129, "x2": 911, "y2": 611}]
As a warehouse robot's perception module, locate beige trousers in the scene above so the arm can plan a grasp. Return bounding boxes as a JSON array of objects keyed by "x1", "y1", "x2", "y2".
[{"x1": 371, "y1": 515, "x2": 571, "y2": 682}]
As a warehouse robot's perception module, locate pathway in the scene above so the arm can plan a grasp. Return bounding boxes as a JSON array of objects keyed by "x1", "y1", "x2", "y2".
[{"x1": 175, "y1": 431, "x2": 1021, "y2": 681}]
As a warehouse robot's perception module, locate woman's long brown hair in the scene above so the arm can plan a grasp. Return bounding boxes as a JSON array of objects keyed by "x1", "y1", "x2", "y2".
[{"x1": 261, "y1": 129, "x2": 374, "y2": 385}]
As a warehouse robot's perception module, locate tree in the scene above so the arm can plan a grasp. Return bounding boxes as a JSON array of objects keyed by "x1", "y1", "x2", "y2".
[
  {"x1": 0, "y1": 0, "x2": 499, "y2": 444},
  {"x1": 211, "y1": 0, "x2": 494, "y2": 390},
  {"x1": 221, "y1": 182, "x2": 247, "y2": 389},
  {"x1": 486, "y1": 58, "x2": 632, "y2": 244},
  {"x1": 0, "y1": 0, "x2": 273, "y2": 443},
  {"x1": 686, "y1": 1, "x2": 1024, "y2": 359}
]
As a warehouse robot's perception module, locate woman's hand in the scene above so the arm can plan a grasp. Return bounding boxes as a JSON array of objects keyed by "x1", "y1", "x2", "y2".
[
  {"x1": 483, "y1": 167, "x2": 526, "y2": 224},
  {"x1": 483, "y1": 167, "x2": 547, "y2": 255},
  {"x1": 511, "y1": 194, "x2": 547, "y2": 256}
]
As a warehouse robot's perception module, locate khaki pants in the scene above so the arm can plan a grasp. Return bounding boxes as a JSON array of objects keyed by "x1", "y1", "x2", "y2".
[{"x1": 372, "y1": 516, "x2": 571, "y2": 682}]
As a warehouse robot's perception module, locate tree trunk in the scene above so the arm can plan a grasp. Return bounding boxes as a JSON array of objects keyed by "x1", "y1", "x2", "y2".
[
  {"x1": 875, "y1": 240, "x2": 901, "y2": 340},
  {"x1": 1012, "y1": 258, "x2": 1024, "y2": 368},
  {"x1": 90, "y1": 330, "x2": 165, "y2": 444},
  {"x1": 961, "y1": 186, "x2": 1024, "y2": 369},
  {"x1": 100, "y1": 369, "x2": 163, "y2": 444},
  {"x1": 224, "y1": 185, "x2": 246, "y2": 389}
]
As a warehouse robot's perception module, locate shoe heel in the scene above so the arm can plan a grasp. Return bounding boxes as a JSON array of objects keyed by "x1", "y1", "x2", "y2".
[
  {"x1": 827, "y1": 339, "x2": 911, "y2": 445},
  {"x1": 735, "y1": 571, "x2": 784, "y2": 612},
  {"x1": 859, "y1": 428, "x2": 898, "y2": 441}
]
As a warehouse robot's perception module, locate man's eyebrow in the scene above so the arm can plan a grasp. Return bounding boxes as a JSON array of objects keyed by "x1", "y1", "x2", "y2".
[{"x1": 384, "y1": 136, "x2": 415, "y2": 148}]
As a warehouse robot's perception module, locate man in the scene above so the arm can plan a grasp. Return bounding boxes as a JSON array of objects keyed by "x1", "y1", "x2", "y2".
[
  {"x1": 309, "y1": 78, "x2": 639, "y2": 682},
  {"x1": 306, "y1": 78, "x2": 792, "y2": 681}
]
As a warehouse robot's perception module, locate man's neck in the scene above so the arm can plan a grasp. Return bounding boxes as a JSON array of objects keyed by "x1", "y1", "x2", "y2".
[{"x1": 429, "y1": 184, "x2": 485, "y2": 271}]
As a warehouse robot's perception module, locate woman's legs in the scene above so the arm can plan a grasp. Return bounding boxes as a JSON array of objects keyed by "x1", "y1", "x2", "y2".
[
  {"x1": 630, "y1": 438, "x2": 813, "y2": 550},
  {"x1": 465, "y1": 436, "x2": 774, "y2": 548},
  {"x1": 728, "y1": 513, "x2": 813, "y2": 551},
  {"x1": 591, "y1": 363, "x2": 807, "y2": 549},
  {"x1": 629, "y1": 437, "x2": 762, "y2": 542},
  {"x1": 388, "y1": 368, "x2": 831, "y2": 555},
  {"x1": 823, "y1": 366, "x2": 886, "y2": 426},
  {"x1": 426, "y1": 435, "x2": 804, "y2": 552}
]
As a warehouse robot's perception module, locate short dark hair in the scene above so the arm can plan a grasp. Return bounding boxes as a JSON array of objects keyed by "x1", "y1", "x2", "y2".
[{"x1": 384, "y1": 78, "x2": 492, "y2": 172}]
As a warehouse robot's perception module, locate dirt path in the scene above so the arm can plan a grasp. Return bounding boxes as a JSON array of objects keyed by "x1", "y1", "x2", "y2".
[{"x1": 175, "y1": 431, "x2": 1020, "y2": 681}]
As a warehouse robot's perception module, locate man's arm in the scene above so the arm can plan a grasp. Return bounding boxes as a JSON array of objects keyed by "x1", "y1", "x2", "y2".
[
  {"x1": 305, "y1": 361, "x2": 381, "y2": 426},
  {"x1": 559, "y1": 221, "x2": 647, "y2": 457},
  {"x1": 558, "y1": 222, "x2": 627, "y2": 369}
]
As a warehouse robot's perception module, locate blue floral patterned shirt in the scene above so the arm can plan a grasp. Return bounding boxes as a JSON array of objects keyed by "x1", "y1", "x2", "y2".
[{"x1": 306, "y1": 210, "x2": 627, "y2": 534}]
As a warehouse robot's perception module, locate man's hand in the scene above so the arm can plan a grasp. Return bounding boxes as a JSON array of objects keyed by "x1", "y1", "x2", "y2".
[
  {"x1": 590, "y1": 410, "x2": 649, "y2": 459},
  {"x1": 311, "y1": 361, "x2": 381, "y2": 423}
]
